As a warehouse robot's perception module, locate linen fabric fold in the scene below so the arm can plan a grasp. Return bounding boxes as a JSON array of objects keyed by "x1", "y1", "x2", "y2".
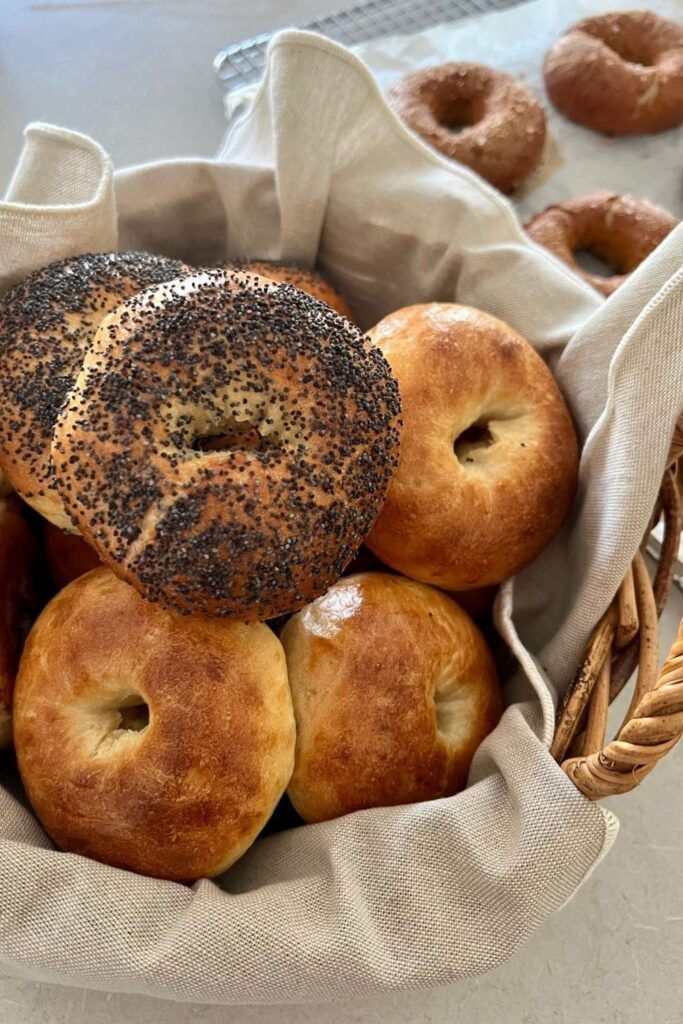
[{"x1": 0, "y1": 29, "x2": 680, "y2": 1004}]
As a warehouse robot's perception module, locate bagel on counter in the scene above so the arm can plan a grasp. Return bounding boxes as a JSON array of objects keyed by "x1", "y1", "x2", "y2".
[
  {"x1": 544, "y1": 11, "x2": 683, "y2": 135},
  {"x1": 0, "y1": 497, "x2": 41, "y2": 748},
  {"x1": 52, "y1": 270, "x2": 401, "y2": 619},
  {"x1": 228, "y1": 260, "x2": 356, "y2": 322},
  {"x1": 13, "y1": 568, "x2": 295, "y2": 881},
  {"x1": 389, "y1": 62, "x2": 546, "y2": 192},
  {"x1": 365, "y1": 304, "x2": 579, "y2": 590},
  {"x1": 0, "y1": 252, "x2": 191, "y2": 532},
  {"x1": 282, "y1": 572, "x2": 501, "y2": 823},
  {"x1": 44, "y1": 521, "x2": 101, "y2": 589},
  {"x1": 526, "y1": 192, "x2": 679, "y2": 297}
]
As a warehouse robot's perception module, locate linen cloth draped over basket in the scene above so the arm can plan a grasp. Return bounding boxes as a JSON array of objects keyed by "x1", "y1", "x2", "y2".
[{"x1": 0, "y1": 30, "x2": 681, "y2": 1006}]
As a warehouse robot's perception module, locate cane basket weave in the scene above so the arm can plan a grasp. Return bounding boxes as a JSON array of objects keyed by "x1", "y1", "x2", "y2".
[{"x1": 552, "y1": 416, "x2": 683, "y2": 798}]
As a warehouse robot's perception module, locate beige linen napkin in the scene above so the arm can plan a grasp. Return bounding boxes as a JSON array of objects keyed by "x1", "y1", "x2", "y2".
[{"x1": 0, "y1": 30, "x2": 680, "y2": 1005}]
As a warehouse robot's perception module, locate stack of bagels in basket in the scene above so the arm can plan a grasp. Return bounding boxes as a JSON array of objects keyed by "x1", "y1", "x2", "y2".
[
  {"x1": 5, "y1": 5, "x2": 679, "y2": 883},
  {"x1": 0, "y1": 252, "x2": 579, "y2": 881}
]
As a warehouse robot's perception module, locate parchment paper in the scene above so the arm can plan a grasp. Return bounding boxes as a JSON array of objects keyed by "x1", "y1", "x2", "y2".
[{"x1": 352, "y1": 0, "x2": 683, "y2": 221}]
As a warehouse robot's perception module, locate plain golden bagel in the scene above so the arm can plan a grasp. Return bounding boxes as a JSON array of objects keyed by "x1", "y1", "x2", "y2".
[
  {"x1": 388, "y1": 61, "x2": 546, "y2": 192},
  {"x1": 52, "y1": 270, "x2": 401, "y2": 619},
  {"x1": 544, "y1": 11, "x2": 683, "y2": 135},
  {"x1": 13, "y1": 568, "x2": 296, "y2": 882},
  {"x1": 282, "y1": 572, "x2": 502, "y2": 823},
  {"x1": 525, "y1": 192, "x2": 679, "y2": 297},
  {"x1": 230, "y1": 260, "x2": 356, "y2": 323},
  {"x1": 365, "y1": 304, "x2": 579, "y2": 590},
  {"x1": 0, "y1": 252, "x2": 190, "y2": 531},
  {"x1": 0, "y1": 497, "x2": 40, "y2": 748}
]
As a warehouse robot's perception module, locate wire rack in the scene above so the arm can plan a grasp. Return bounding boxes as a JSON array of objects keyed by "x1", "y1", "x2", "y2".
[{"x1": 214, "y1": 0, "x2": 523, "y2": 90}]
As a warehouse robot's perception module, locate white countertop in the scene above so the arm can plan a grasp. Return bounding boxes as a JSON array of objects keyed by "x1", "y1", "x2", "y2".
[{"x1": 2, "y1": 2, "x2": 682, "y2": 1021}]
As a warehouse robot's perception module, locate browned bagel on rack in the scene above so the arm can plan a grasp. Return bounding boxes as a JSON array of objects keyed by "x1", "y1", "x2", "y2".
[
  {"x1": 544, "y1": 11, "x2": 683, "y2": 135},
  {"x1": 388, "y1": 62, "x2": 546, "y2": 192},
  {"x1": 526, "y1": 192, "x2": 679, "y2": 297}
]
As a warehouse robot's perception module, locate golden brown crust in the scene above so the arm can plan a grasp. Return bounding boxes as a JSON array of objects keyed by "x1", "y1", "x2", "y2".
[
  {"x1": 365, "y1": 304, "x2": 579, "y2": 589},
  {"x1": 44, "y1": 521, "x2": 101, "y2": 589},
  {"x1": 232, "y1": 260, "x2": 356, "y2": 323},
  {"x1": 544, "y1": 12, "x2": 683, "y2": 135},
  {"x1": 0, "y1": 497, "x2": 41, "y2": 748},
  {"x1": 0, "y1": 252, "x2": 191, "y2": 531},
  {"x1": 13, "y1": 568, "x2": 295, "y2": 881},
  {"x1": 52, "y1": 270, "x2": 400, "y2": 619},
  {"x1": 282, "y1": 572, "x2": 501, "y2": 823},
  {"x1": 389, "y1": 62, "x2": 546, "y2": 192},
  {"x1": 525, "y1": 192, "x2": 679, "y2": 297},
  {"x1": 343, "y1": 548, "x2": 498, "y2": 619}
]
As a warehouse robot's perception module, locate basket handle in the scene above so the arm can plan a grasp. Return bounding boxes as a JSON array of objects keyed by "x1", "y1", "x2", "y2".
[
  {"x1": 561, "y1": 616, "x2": 683, "y2": 798},
  {"x1": 552, "y1": 454, "x2": 682, "y2": 800}
]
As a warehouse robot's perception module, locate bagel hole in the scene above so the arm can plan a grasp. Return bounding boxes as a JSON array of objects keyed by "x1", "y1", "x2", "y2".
[
  {"x1": 437, "y1": 97, "x2": 482, "y2": 134},
  {"x1": 116, "y1": 694, "x2": 149, "y2": 733},
  {"x1": 454, "y1": 421, "x2": 494, "y2": 463},
  {"x1": 574, "y1": 248, "x2": 618, "y2": 279},
  {"x1": 605, "y1": 43, "x2": 653, "y2": 67},
  {"x1": 191, "y1": 421, "x2": 271, "y2": 454}
]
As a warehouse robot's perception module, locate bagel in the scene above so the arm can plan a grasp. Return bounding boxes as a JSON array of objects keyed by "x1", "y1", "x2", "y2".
[
  {"x1": 0, "y1": 252, "x2": 190, "y2": 531},
  {"x1": 389, "y1": 62, "x2": 546, "y2": 192},
  {"x1": 544, "y1": 11, "x2": 683, "y2": 135},
  {"x1": 0, "y1": 496, "x2": 40, "y2": 748},
  {"x1": 52, "y1": 270, "x2": 401, "y2": 619},
  {"x1": 526, "y1": 192, "x2": 679, "y2": 297},
  {"x1": 13, "y1": 568, "x2": 295, "y2": 881},
  {"x1": 282, "y1": 572, "x2": 501, "y2": 823},
  {"x1": 44, "y1": 521, "x2": 101, "y2": 589},
  {"x1": 365, "y1": 304, "x2": 579, "y2": 589},
  {"x1": 229, "y1": 260, "x2": 355, "y2": 322},
  {"x1": 343, "y1": 546, "x2": 497, "y2": 619}
]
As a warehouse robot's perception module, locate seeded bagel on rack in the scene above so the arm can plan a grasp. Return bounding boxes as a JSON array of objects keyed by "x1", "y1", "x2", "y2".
[
  {"x1": 544, "y1": 11, "x2": 683, "y2": 135},
  {"x1": 389, "y1": 62, "x2": 546, "y2": 193},
  {"x1": 52, "y1": 271, "x2": 401, "y2": 619},
  {"x1": 229, "y1": 260, "x2": 356, "y2": 322},
  {"x1": 526, "y1": 192, "x2": 679, "y2": 297},
  {"x1": 0, "y1": 252, "x2": 190, "y2": 531}
]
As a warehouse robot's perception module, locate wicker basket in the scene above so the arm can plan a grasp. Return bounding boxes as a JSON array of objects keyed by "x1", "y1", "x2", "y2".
[{"x1": 552, "y1": 417, "x2": 683, "y2": 799}]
